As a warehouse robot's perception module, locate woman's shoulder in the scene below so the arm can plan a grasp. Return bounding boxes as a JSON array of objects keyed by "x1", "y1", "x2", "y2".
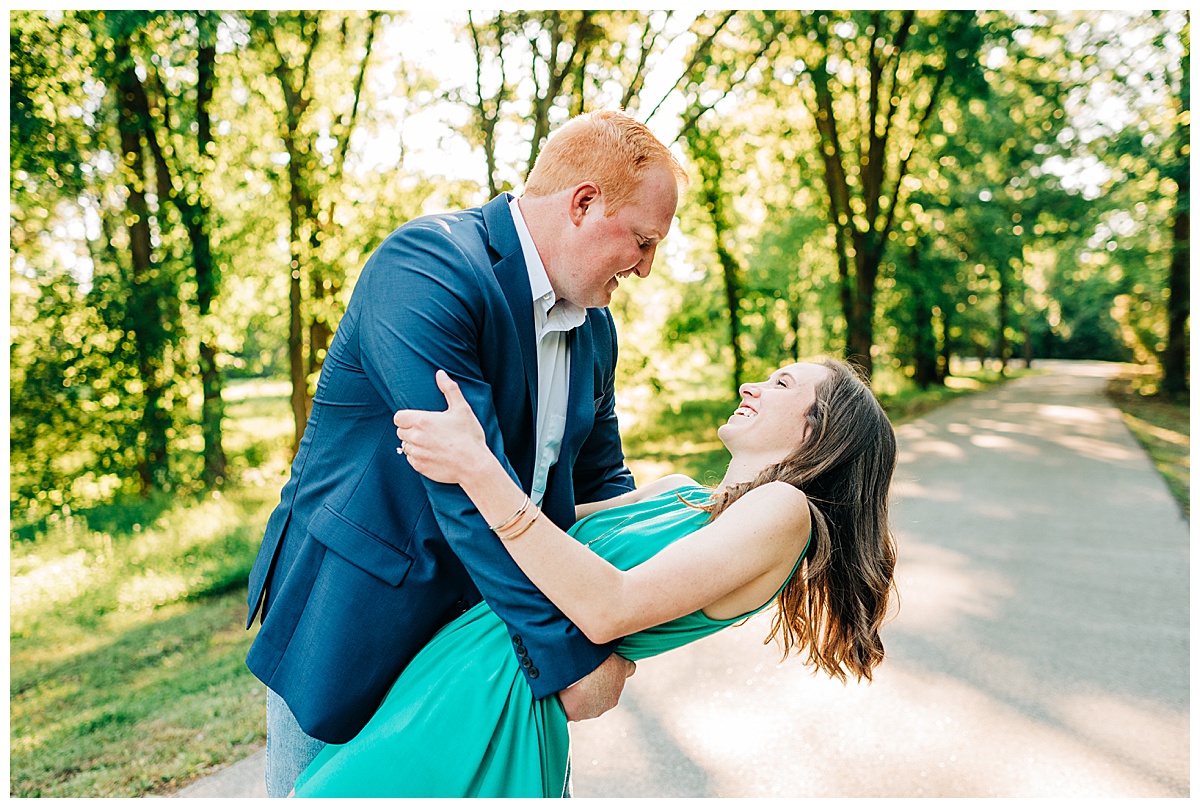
[{"x1": 726, "y1": 481, "x2": 810, "y2": 523}]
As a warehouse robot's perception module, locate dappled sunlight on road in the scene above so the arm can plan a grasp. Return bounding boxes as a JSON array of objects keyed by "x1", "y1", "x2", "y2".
[
  {"x1": 895, "y1": 432, "x2": 965, "y2": 463},
  {"x1": 1052, "y1": 689, "x2": 1189, "y2": 791},
  {"x1": 1053, "y1": 433, "x2": 1141, "y2": 462},
  {"x1": 895, "y1": 366, "x2": 1156, "y2": 480},
  {"x1": 890, "y1": 476, "x2": 960, "y2": 503},
  {"x1": 967, "y1": 432, "x2": 1022, "y2": 451},
  {"x1": 880, "y1": 362, "x2": 1187, "y2": 796},
  {"x1": 1036, "y1": 403, "x2": 1105, "y2": 424},
  {"x1": 575, "y1": 599, "x2": 1185, "y2": 797},
  {"x1": 892, "y1": 540, "x2": 1014, "y2": 631}
]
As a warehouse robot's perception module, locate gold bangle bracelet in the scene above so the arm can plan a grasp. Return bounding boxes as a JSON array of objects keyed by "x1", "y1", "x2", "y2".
[
  {"x1": 497, "y1": 506, "x2": 541, "y2": 541},
  {"x1": 489, "y1": 494, "x2": 530, "y2": 533}
]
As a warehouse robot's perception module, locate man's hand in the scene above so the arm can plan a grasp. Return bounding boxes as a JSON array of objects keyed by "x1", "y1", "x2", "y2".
[{"x1": 558, "y1": 653, "x2": 635, "y2": 722}]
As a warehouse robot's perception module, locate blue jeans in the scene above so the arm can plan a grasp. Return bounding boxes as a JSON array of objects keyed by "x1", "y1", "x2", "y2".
[{"x1": 265, "y1": 688, "x2": 325, "y2": 798}]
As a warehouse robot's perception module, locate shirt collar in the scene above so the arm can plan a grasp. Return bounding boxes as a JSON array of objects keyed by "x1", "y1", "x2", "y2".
[{"x1": 509, "y1": 196, "x2": 586, "y2": 328}]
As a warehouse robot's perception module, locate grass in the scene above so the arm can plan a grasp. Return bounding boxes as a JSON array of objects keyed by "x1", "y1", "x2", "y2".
[
  {"x1": 11, "y1": 590, "x2": 267, "y2": 796},
  {"x1": 8, "y1": 365, "x2": 1024, "y2": 797},
  {"x1": 1105, "y1": 367, "x2": 1190, "y2": 517},
  {"x1": 10, "y1": 381, "x2": 292, "y2": 797}
]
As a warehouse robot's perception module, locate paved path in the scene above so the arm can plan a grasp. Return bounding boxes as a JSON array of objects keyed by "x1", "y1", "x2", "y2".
[{"x1": 173, "y1": 360, "x2": 1189, "y2": 798}]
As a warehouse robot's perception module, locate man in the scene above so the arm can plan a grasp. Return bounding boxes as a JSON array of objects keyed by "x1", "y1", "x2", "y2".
[{"x1": 245, "y1": 109, "x2": 688, "y2": 797}]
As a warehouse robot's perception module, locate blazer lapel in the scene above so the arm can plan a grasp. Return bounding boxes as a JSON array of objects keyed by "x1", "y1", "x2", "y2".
[
  {"x1": 563, "y1": 319, "x2": 595, "y2": 459},
  {"x1": 482, "y1": 194, "x2": 539, "y2": 422}
]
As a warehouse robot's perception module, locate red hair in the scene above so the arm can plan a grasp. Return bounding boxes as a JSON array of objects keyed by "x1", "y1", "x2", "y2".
[{"x1": 523, "y1": 109, "x2": 688, "y2": 215}]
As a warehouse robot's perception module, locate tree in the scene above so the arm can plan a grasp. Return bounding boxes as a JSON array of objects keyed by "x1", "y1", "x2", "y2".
[
  {"x1": 1062, "y1": 11, "x2": 1190, "y2": 380},
  {"x1": 458, "y1": 11, "x2": 720, "y2": 194},
  {"x1": 673, "y1": 11, "x2": 788, "y2": 393},
  {"x1": 249, "y1": 10, "x2": 382, "y2": 453},
  {"x1": 106, "y1": 11, "x2": 230, "y2": 485},
  {"x1": 780, "y1": 10, "x2": 988, "y2": 379},
  {"x1": 1161, "y1": 17, "x2": 1189, "y2": 396},
  {"x1": 103, "y1": 14, "x2": 181, "y2": 492}
]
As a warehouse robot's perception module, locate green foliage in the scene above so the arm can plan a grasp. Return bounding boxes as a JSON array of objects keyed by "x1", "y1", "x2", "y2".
[
  {"x1": 1045, "y1": 11, "x2": 1189, "y2": 370},
  {"x1": 9, "y1": 375, "x2": 292, "y2": 795},
  {"x1": 10, "y1": 11, "x2": 93, "y2": 194},
  {"x1": 10, "y1": 9, "x2": 1187, "y2": 531},
  {"x1": 892, "y1": 21, "x2": 1069, "y2": 371},
  {"x1": 9, "y1": 481, "x2": 280, "y2": 796},
  {"x1": 10, "y1": 271, "x2": 145, "y2": 523},
  {"x1": 8, "y1": 10, "x2": 449, "y2": 517}
]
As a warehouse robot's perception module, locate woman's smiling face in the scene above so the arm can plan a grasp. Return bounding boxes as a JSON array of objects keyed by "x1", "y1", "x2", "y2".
[{"x1": 717, "y1": 362, "x2": 832, "y2": 460}]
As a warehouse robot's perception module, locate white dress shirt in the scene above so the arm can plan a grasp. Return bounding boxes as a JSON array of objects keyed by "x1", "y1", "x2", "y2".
[{"x1": 508, "y1": 197, "x2": 587, "y2": 506}]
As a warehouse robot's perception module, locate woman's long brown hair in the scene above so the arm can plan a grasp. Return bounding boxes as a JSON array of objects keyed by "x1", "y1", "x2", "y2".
[{"x1": 704, "y1": 358, "x2": 898, "y2": 682}]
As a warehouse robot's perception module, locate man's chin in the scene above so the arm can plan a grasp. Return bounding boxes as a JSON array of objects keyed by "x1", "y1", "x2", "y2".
[{"x1": 589, "y1": 289, "x2": 615, "y2": 308}]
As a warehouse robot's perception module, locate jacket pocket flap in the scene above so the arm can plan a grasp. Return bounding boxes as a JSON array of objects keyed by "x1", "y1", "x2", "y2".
[{"x1": 308, "y1": 505, "x2": 414, "y2": 587}]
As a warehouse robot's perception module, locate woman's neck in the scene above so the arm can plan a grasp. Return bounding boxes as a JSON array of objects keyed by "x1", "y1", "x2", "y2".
[{"x1": 715, "y1": 454, "x2": 768, "y2": 497}]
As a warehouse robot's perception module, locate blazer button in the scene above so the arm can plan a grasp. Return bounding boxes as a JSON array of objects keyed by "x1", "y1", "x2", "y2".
[
  {"x1": 515, "y1": 644, "x2": 527, "y2": 655},
  {"x1": 521, "y1": 657, "x2": 533, "y2": 668},
  {"x1": 528, "y1": 667, "x2": 539, "y2": 678},
  {"x1": 512, "y1": 635, "x2": 522, "y2": 646}
]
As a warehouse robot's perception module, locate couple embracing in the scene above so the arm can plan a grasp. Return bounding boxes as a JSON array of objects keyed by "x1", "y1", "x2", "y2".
[{"x1": 244, "y1": 109, "x2": 898, "y2": 798}]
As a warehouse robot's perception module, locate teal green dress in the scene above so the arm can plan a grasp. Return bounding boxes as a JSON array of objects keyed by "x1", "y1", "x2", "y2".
[{"x1": 293, "y1": 483, "x2": 804, "y2": 798}]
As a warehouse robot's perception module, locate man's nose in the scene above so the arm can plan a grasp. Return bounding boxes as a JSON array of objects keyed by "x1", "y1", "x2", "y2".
[
  {"x1": 633, "y1": 245, "x2": 656, "y2": 278},
  {"x1": 738, "y1": 381, "x2": 760, "y2": 398}
]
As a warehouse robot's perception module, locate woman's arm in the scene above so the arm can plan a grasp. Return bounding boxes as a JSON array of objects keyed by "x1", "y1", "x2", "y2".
[
  {"x1": 574, "y1": 473, "x2": 697, "y2": 521},
  {"x1": 395, "y1": 371, "x2": 810, "y2": 644}
]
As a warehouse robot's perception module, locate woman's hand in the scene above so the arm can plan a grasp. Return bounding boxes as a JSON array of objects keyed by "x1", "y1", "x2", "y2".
[{"x1": 393, "y1": 370, "x2": 493, "y2": 486}]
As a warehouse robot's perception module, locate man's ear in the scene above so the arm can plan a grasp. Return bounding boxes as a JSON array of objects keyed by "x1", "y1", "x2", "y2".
[{"x1": 568, "y1": 182, "x2": 602, "y2": 226}]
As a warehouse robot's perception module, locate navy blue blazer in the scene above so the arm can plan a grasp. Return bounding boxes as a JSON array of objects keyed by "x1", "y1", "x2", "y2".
[{"x1": 245, "y1": 194, "x2": 634, "y2": 744}]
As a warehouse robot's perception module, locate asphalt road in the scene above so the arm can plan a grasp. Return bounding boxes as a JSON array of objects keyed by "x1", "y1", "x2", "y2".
[{"x1": 176, "y1": 359, "x2": 1190, "y2": 798}]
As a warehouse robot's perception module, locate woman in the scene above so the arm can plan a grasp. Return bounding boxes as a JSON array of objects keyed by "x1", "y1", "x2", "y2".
[{"x1": 293, "y1": 358, "x2": 897, "y2": 797}]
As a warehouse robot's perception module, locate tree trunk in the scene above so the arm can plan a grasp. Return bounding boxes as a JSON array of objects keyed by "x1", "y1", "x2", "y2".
[
  {"x1": 717, "y1": 239, "x2": 745, "y2": 397},
  {"x1": 787, "y1": 302, "x2": 802, "y2": 362},
  {"x1": 799, "y1": 11, "x2": 962, "y2": 385},
  {"x1": 1022, "y1": 282, "x2": 1034, "y2": 369},
  {"x1": 1162, "y1": 35, "x2": 1189, "y2": 397},
  {"x1": 283, "y1": 96, "x2": 312, "y2": 454},
  {"x1": 1162, "y1": 201, "x2": 1189, "y2": 395},
  {"x1": 846, "y1": 239, "x2": 878, "y2": 380},
  {"x1": 193, "y1": 23, "x2": 227, "y2": 485},
  {"x1": 697, "y1": 152, "x2": 744, "y2": 396},
  {"x1": 115, "y1": 43, "x2": 170, "y2": 493},
  {"x1": 468, "y1": 13, "x2": 504, "y2": 197},
  {"x1": 911, "y1": 244, "x2": 939, "y2": 389},
  {"x1": 307, "y1": 12, "x2": 379, "y2": 385},
  {"x1": 524, "y1": 12, "x2": 596, "y2": 179},
  {"x1": 254, "y1": 11, "x2": 322, "y2": 455},
  {"x1": 121, "y1": 14, "x2": 226, "y2": 487},
  {"x1": 286, "y1": 144, "x2": 310, "y2": 456},
  {"x1": 939, "y1": 307, "x2": 953, "y2": 382},
  {"x1": 996, "y1": 263, "x2": 1009, "y2": 376}
]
